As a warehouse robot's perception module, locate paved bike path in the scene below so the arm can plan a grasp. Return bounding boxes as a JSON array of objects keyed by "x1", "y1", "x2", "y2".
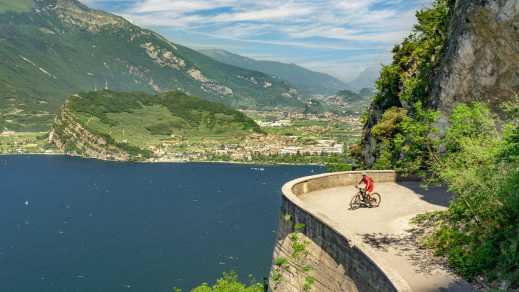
[{"x1": 299, "y1": 181, "x2": 474, "y2": 292}]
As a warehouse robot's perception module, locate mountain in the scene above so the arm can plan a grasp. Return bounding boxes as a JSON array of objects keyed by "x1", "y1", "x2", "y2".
[
  {"x1": 0, "y1": 0, "x2": 303, "y2": 131},
  {"x1": 49, "y1": 90, "x2": 261, "y2": 161},
  {"x1": 347, "y1": 65, "x2": 380, "y2": 91},
  {"x1": 199, "y1": 49, "x2": 350, "y2": 96}
]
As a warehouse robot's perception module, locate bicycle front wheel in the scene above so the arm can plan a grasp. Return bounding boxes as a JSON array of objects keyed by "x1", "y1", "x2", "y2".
[
  {"x1": 370, "y1": 193, "x2": 381, "y2": 207},
  {"x1": 350, "y1": 194, "x2": 361, "y2": 210}
]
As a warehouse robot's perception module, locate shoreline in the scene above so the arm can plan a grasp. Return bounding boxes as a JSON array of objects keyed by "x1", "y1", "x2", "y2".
[{"x1": 0, "y1": 152, "x2": 325, "y2": 167}]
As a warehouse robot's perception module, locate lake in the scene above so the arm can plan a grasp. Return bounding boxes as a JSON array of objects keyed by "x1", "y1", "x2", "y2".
[{"x1": 0, "y1": 155, "x2": 323, "y2": 292}]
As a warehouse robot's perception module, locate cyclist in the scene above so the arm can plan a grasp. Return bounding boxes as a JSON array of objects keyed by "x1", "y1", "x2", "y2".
[{"x1": 357, "y1": 172, "x2": 374, "y2": 203}]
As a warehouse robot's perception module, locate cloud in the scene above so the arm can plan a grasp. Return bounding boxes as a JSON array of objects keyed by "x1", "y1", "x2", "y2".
[
  {"x1": 81, "y1": 0, "x2": 433, "y2": 82},
  {"x1": 129, "y1": 0, "x2": 231, "y2": 14},
  {"x1": 118, "y1": 0, "x2": 427, "y2": 43}
]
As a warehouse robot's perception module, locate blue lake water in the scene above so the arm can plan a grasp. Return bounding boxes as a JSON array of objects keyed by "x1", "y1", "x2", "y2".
[{"x1": 0, "y1": 155, "x2": 323, "y2": 292}]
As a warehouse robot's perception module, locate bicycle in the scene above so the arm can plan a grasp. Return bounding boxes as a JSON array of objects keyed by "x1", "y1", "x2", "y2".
[{"x1": 350, "y1": 186, "x2": 381, "y2": 210}]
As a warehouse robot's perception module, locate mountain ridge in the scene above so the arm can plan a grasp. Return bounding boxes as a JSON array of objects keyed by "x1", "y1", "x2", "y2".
[{"x1": 199, "y1": 49, "x2": 350, "y2": 96}]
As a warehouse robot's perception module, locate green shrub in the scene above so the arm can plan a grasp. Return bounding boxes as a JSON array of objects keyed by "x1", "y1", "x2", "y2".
[
  {"x1": 191, "y1": 272, "x2": 263, "y2": 292},
  {"x1": 444, "y1": 103, "x2": 496, "y2": 152},
  {"x1": 369, "y1": 103, "x2": 439, "y2": 174},
  {"x1": 371, "y1": 107, "x2": 408, "y2": 139},
  {"x1": 425, "y1": 103, "x2": 519, "y2": 286}
]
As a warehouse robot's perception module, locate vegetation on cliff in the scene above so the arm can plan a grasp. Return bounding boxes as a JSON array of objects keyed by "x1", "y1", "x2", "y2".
[
  {"x1": 355, "y1": 0, "x2": 518, "y2": 287},
  {"x1": 355, "y1": 0, "x2": 452, "y2": 173}
]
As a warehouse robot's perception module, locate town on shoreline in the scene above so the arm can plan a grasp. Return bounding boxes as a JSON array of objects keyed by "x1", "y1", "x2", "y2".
[{"x1": 1, "y1": 111, "x2": 362, "y2": 165}]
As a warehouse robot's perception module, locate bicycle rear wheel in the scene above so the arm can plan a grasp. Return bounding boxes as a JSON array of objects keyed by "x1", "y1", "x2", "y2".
[
  {"x1": 370, "y1": 193, "x2": 381, "y2": 207},
  {"x1": 350, "y1": 194, "x2": 361, "y2": 210}
]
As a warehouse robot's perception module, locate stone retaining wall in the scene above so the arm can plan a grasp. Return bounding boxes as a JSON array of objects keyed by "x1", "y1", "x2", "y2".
[{"x1": 270, "y1": 170, "x2": 411, "y2": 292}]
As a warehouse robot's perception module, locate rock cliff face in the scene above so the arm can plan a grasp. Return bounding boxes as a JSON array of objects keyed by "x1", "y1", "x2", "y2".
[
  {"x1": 431, "y1": 0, "x2": 519, "y2": 112},
  {"x1": 49, "y1": 104, "x2": 132, "y2": 161},
  {"x1": 359, "y1": 0, "x2": 519, "y2": 167}
]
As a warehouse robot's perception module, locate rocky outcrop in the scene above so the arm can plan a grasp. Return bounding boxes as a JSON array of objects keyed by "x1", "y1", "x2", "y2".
[
  {"x1": 36, "y1": 0, "x2": 129, "y2": 32},
  {"x1": 49, "y1": 104, "x2": 132, "y2": 161},
  {"x1": 431, "y1": 0, "x2": 519, "y2": 112},
  {"x1": 359, "y1": 0, "x2": 519, "y2": 167}
]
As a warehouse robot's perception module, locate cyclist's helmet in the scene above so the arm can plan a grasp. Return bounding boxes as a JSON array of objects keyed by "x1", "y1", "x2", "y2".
[{"x1": 361, "y1": 172, "x2": 367, "y2": 176}]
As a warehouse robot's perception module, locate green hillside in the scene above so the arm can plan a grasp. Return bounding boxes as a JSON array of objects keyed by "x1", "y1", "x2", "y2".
[
  {"x1": 200, "y1": 49, "x2": 349, "y2": 96},
  {"x1": 0, "y1": 0, "x2": 303, "y2": 131},
  {"x1": 50, "y1": 90, "x2": 261, "y2": 160}
]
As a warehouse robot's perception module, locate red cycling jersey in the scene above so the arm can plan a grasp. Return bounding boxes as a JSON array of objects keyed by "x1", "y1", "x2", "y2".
[{"x1": 361, "y1": 176, "x2": 375, "y2": 192}]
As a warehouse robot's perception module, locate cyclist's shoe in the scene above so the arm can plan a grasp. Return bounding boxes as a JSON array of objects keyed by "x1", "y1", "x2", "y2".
[{"x1": 366, "y1": 196, "x2": 373, "y2": 207}]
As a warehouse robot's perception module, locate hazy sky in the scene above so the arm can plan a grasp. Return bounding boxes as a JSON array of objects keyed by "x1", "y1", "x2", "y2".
[{"x1": 79, "y1": 0, "x2": 432, "y2": 82}]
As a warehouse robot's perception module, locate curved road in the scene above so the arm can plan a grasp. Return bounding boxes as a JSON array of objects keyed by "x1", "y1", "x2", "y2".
[{"x1": 299, "y1": 181, "x2": 474, "y2": 292}]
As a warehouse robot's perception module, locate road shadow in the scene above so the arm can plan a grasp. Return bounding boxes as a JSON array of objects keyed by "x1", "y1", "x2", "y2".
[
  {"x1": 397, "y1": 181, "x2": 453, "y2": 208},
  {"x1": 361, "y1": 230, "x2": 475, "y2": 291},
  {"x1": 360, "y1": 226, "x2": 451, "y2": 276},
  {"x1": 348, "y1": 202, "x2": 376, "y2": 211},
  {"x1": 440, "y1": 280, "x2": 477, "y2": 292}
]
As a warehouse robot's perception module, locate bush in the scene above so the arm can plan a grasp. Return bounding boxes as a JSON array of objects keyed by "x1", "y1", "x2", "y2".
[
  {"x1": 190, "y1": 272, "x2": 264, "y2": 292},
  {"x1": 425, "y1": 103, "x2": 519, "y2": 287},
  {"x1": 370, "y1": 103, "x2": 439, "y2": 174},
  {"x1": 371, "y1": 107, "x2": 408, "y2": 139}
]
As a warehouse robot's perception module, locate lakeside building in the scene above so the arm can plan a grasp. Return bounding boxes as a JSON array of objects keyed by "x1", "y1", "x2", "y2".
[{"x1": 255, "y1": 119, "x2": 292, "y2": 127}]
